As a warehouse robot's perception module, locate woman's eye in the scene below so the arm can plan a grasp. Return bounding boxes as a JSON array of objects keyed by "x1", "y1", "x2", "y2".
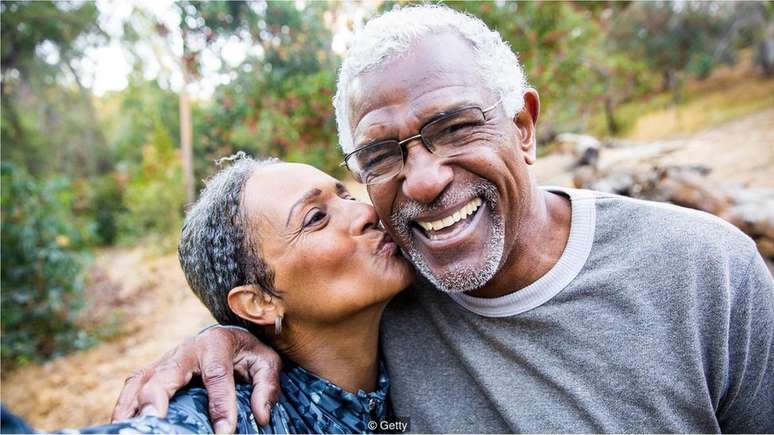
[{"x1": 303, "y1": 210, "x2": 326, "y2": 227}]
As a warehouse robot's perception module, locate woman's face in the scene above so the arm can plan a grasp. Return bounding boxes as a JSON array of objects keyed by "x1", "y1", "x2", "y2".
[{"x1": 241, "y1": 163, "x2": 414, "y2": 325}]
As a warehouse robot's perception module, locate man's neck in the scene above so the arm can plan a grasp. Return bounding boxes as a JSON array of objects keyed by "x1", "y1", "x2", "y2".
[
  {"x1": 466, "y1": 188, "x2": 572, "y2": 298},
  {"x1": 279, "y1": 304, "x2": 386, "y2": 393}
]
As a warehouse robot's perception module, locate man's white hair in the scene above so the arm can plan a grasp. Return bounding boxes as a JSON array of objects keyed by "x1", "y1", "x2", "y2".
[{"x1": 333, "y1": 4, "x2": 528, "y2": 154}]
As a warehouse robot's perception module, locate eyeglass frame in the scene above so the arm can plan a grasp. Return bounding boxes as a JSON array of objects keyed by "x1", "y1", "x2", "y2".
[{"x1": 340, "y1": 97, "x2": 503, "y2": 185}]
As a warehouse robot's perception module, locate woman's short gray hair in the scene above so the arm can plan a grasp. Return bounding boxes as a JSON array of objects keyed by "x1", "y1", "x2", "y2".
[
  {"x1": 333, "y1": 4, "x2": 528, "y2": 154},
  {"x1": 178, "y1": 154, "x2": 278, "y2": 332}
]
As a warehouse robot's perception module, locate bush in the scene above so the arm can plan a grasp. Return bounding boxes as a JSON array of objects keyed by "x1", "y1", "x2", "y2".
[
  {"x1": 117, "y1": 122, "x2": 185, "y2": 251},
  {"x1": 1, "y1": 162, "x2": 96, "y2": 367},
  {"x1": 88, "y1": 174, "x2": 127, "y2": 245}
]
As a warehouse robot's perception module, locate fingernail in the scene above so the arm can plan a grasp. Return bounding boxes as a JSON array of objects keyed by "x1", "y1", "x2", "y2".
[
  {"x1": 140, "y1": 405, "x2": 159, "y2": 417},
  {"x1": 214, "y1": 419, "x2": 231, "y2": 434}
]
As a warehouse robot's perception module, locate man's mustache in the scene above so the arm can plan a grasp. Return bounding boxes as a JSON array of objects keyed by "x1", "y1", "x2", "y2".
[{"x1": 389, "y1": 180, "x2": 499, "y2": 231}]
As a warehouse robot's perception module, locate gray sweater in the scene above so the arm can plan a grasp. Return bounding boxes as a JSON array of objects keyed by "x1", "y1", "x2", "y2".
[{"x1": 381, "y1": 187, "x2": 774, "y2": 433}]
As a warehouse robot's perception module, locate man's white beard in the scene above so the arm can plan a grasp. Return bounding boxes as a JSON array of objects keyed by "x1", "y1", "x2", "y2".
[{"x1": 390, "y1": 181, "x2": 505, "y2": 293}]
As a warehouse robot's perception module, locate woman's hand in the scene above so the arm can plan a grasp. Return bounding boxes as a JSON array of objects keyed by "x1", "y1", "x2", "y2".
[{"x1": 110, "y1": 326, "x2": 281, "y2": 434}]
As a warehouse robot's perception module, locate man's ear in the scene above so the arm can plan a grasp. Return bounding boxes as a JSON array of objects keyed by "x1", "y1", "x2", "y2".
[
  {"x1": 227, "y1": 285, "x2": 284, "y2": 327},
  {"x1": 513, "y1": 88, "x2": 540, "y2": 165}
]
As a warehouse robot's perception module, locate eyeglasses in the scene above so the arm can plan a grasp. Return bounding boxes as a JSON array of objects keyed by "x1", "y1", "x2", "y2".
[{"x1": 341, "y1": 98, "x2": 501, "y2": 185}]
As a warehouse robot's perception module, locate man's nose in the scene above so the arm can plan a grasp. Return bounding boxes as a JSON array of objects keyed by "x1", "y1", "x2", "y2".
[
  {"x1": 401, "y1": 142, "x2": 454, "y2": 204},
  {"x1": 349, "y1": 202, "x2": 380, "y2": 236}
]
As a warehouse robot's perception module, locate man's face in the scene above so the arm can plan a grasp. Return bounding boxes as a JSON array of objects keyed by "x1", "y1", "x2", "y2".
[{"x1": 347, "y1": 32, "x2": 539, "y2": 293}]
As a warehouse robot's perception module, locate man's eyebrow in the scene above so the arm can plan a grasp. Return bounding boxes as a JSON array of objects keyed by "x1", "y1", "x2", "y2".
[
  {"x1": 421, "y1": 100, "x2": 479, "y2": 122},
  {"x1": 286, "y1": 188, "x2": 322, "y2": 227},
  {"x1": 356, "y1": 99, "x2": 480, "y2": 146}
]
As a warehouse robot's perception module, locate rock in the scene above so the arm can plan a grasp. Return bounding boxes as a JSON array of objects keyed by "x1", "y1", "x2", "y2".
[
  {"x1": 655, "y1": 167, "x2": 731, "y2": 215},
  {"x1": 757, "y1": 237, "x2": 774, "y2": 258},
  {"x1": 555, "y1": 133, "x2": 601, "y2": 167},
  {"x1": 572, "y1": 163, "x2": 774, "y2": 259}
]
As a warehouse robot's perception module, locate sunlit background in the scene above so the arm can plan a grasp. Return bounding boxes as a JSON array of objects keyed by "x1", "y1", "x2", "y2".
[{"x1": 1, "y1": 0, "x2": 773, "y2": 429}]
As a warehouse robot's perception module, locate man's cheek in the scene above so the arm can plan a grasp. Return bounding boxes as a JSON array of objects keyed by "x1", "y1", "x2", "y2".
[{"x1": 385, "y1": 220, "x2": 412, "y2": 248}]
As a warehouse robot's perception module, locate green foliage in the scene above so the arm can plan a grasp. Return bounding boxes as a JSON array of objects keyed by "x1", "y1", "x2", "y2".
[
  {"x1": 194, "y1": 1, "x2": 343, "y2": 179},
  {"x1": 1, "y1": 1, "x2": 110, "y2": 178},
  {"x1": 117, "y1": 122, "x2": 185, "y2": 250},
  {"x1": 1, "y1": 1, "x2": 102, "y2": 74},
  {"x1": 609, "y1": 2, "x2": 744, "y2": 93},
  {"x1": 1, "y1": 163, "x2": 96, "y2": 367},
  {"x1": 86, "y1": 174, "x2": 127, "y2": 245},
  {"x1": 99, "y1": 80, "x2": 180, "y2": 167}
]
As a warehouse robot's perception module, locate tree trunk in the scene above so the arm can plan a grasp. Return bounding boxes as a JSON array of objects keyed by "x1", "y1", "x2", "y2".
[
  {"x1": 179, "y1": 72, "x2": 194, "y2": 204},
  {"x1": 604, "y1": 96, "x2": 619, "y2": 135},
  {"x1": 65, "y1": 61, "x2": 109, "y2": 174}
]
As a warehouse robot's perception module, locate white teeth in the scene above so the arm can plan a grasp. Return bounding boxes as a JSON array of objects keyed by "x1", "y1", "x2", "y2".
[{"x1": 416, "y1": 197, "x2": 483, "y2": 234}]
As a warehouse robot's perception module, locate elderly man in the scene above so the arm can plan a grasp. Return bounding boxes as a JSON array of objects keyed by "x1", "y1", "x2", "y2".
[{"x1": 112, "y1": 5, "x2": 773, "y2": 433}]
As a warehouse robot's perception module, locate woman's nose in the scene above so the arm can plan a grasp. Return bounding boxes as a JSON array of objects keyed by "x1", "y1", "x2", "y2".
[{"x1": 349, "y1": 202, "x2": 380, "y2": 236}]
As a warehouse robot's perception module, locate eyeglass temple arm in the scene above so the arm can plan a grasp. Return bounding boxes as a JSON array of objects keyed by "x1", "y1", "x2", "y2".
[{"x1": 483, "y1": 96, "x2": 503, "y2": 113}]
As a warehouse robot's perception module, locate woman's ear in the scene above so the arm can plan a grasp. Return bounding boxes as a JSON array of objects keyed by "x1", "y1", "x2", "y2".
[
  {"x1": 512, "y1": 88, "x2": 540, "y2": 165},
  {"x1": 227, "y1": 285, "x2": 284, "y2": 327}
]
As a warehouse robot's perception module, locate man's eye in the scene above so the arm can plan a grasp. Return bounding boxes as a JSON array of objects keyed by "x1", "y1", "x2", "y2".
[
  {"x1": 440, "y1": 122, "x2": 477, "y2": 136},
  {"x1": 303, "y1": 210, "x2": 326, "y2": 227}
]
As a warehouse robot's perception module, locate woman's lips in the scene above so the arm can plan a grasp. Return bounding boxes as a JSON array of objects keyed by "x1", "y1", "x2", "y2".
[{"x1": 374, "y1": 232, "x2": 398, "y2": 256}]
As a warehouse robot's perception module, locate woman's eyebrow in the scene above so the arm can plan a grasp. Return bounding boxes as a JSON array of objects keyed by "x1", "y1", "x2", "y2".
[
  {"x1": 286, "y1": 188, "x2": 322, "y2": 227},
  {"x1": 335, "y1": 182, "x2": 347, "y2": 196}
]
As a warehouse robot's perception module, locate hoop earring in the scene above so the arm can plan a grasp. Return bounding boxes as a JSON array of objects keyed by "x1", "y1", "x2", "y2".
[{"x1": 274, "y1": 315, "x2": 283, "y2": 335}]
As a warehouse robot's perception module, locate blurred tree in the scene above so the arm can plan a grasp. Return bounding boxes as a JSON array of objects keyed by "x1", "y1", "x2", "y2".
[
  {"x1": 443, "y1": 1, "x2": 609, "y2": 138},
  {"x1": 1, "y1": 163, "x2": 96, "y2": 366},
  {"x1": 609, "y1": 1, "x2": 748, "y2": 103},
  {"x1": 117, "y1": 121, "x2": 185, "y2": 249},
  {"x1": 122, "y1": 2, "x2": 262, "y2": 202},
  {"x1": 1, "y1": 1, "x2": 109, "y2": 177},
  {"x1": 196, "y1": 1, "x2": 343, "y2": 178}
]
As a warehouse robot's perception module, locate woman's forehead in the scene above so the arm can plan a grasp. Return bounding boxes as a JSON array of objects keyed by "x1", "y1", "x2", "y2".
[{"x1": 242, "y1": 163, "x2": 334, "y2": 216}]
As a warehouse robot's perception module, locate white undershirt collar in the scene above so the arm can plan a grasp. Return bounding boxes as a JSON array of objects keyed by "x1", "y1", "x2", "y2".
[{"x1": 448, "y1": 186, "x2": 596, "y2": 317}]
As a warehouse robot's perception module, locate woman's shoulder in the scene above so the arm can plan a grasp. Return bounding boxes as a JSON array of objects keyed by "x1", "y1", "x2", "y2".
[
  {"x1": 168, "y1": 384, "x2": 264, "y2": 433},
  {"x1": 166, "y1": 360, "x2": 391, "y2": 434},
  {"x1": 166, "y1": 387, "x2": 217, "y2": 432}
]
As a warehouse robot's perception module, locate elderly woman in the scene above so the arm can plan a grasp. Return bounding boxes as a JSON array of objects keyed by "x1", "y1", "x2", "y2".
[{"x1": 2, "y1": 155, "x2": 414, "y2": 434}]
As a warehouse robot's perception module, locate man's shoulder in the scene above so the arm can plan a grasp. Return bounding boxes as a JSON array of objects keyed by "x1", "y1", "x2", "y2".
[
  {"x1": 590, "y1": 190, "x2": 756, "y2": 256},
  {"x1": 594, "y1": 192, "x2": 758, "y2": 280}
]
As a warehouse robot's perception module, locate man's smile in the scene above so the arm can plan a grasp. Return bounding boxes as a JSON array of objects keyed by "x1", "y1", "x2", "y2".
[{"x1": 413, "y1": 196, "x2": 484, "y2": 243}]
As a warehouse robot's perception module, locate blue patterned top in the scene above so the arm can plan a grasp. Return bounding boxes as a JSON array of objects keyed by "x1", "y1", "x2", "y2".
[{"x1": 2, "y1": 360, "x2": 390, "y2": 434}]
